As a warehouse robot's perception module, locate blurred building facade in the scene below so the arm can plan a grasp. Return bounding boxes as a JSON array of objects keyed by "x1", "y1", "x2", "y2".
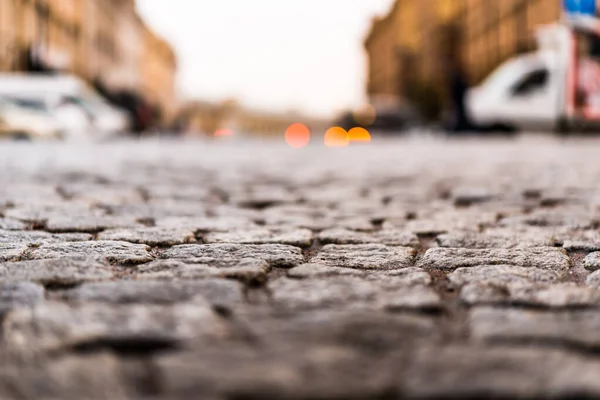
[
  {"x1": 0, "y1": 0, "x2": 177, "y2": 125},
  {"x1": 365, "y1": 0, "x2": 568, "y2": 118}
]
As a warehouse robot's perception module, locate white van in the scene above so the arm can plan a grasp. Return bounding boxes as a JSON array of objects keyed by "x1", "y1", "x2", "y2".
[
  {"x1": 467, "y1": 18, "x2": 600, "y2": 133},
  {"x1": 0, "y1": 74, "x2": 130, "y2": 138}
]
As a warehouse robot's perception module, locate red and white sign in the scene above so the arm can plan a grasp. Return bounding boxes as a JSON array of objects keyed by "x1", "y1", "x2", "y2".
[{"x1": 566, "y1": 27, "x2": 600, "y2": 120}]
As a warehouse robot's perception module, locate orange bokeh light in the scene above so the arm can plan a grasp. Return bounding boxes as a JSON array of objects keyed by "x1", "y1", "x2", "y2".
[
  {"x1": 324, "y1": 126, "x2": 349, "y2": 147},
  {"x1": 347, "y1": 127, "x2": 371, "y2": 143},
  {"x1": 285, "y1": 123, "x2": 311, "y2": 148},
  {"x1": 214, "y1": 128, "x2": 233, "y2": 137}
]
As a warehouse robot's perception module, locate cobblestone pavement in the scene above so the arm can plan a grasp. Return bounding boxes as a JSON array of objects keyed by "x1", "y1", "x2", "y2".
[{"x1": 3, "y1": 136, "x2": 600, "y2": 398}]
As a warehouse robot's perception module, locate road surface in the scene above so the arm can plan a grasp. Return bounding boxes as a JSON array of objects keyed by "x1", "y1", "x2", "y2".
[{"x1": 1, "y1": 136, "x2": 600, "y2": 398}]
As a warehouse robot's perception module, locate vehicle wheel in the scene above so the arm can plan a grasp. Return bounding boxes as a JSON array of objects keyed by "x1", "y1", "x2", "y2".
[
  {"x1": 555, "y1": 118, "x2": 570, "y2": 137},
  {"x1": 487, "y1": 123, "x2": 518, "y2": 137}
]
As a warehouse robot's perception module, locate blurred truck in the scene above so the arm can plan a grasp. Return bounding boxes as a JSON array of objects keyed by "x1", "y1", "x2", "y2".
[{"x1": 467, "y1": 16, "x2": 600, "y2": 133}]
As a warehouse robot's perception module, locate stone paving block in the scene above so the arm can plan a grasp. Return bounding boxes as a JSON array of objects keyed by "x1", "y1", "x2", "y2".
[
  {"x1": 231, "y1": 308, "x2": 439, "y2": 351},
  {"x1": 460, "y1": 282, "x2": 600, "y2": 307},
  {"x1": 418, "y1": 247, "x2": 570, "y2": 271},
  {"x1": 403, "y1": 345, "x2": 600, "y2": 398},
  {"x1": 269, "y1": 277, "x2": 377, "y2": 310},
  {"x1": 143, "y1": 184, "x2": 216, "y2": 202},
  {"x1": 436, "y1": 230, "x2": 557, "y2": 249},
  {"x1": 156, "y1": 343, "x2": 396, "y2": 400},
  {"x1": 0, "y1": 229, "x2": 91, "y2": 244},
  {"x1": 448, "y1": 265, "x2": 562, "y2": 286},
  {"x1": 0, "y1": 257, "x2": 113, "y2": 285},
  {"x1": 155, "y1": 216, "x2": 258, "y2": 232},
  {"x1": 0, "y1": 282, "x2": 45, "y2": 313},
  {"x1": 390, "y1": 210, "x2": 499, "y2": 235},
  {"x1": 287, "y1": 264, "x2": 431, "y2": 285},
  {"x1": 212, "y1": 205, "x2": 264, "y2": 222},
  {"x1": 0, "y1": 243, "x2": 28, "y2": 262},
  {"x1": 97, "y1": 227, "x2": 196, "y2": 246},
  {"x1": 0, "y1": 218, "x2": 26, "y2": 230},
  {"x1": 299, "y1": 186, "x2": 364, "y2": 206},
  {"x1": 45, "y1": 216, "x2": 142, "y2": 233},
  {"x1": 500, "y1": 208, "x2": 596, "y2": 229},
  {"x1": 99, "y1": 203, "x2": 157, "y2": 219},
  {"x1": 64, "y1": 279, "x2": 244, "y2": 306},
  {"x1": 28, "y1": 241, "x2": 153, "y2": 265},
  {"x1": 162, "y1": 244, "x2": 304, "y2": 268},
  {"x1": 262, "y1": 208, "x2": 337, "y2": 231},
  {"x1": 269, "y1": 276, "x2": 440, "y2": 311},
  {"x1": 4, "y1": 203, "x2": 100, "y2": 225},
  {"x1": 452, "y1": 186, "x2": 494, "y2": 206},
  {"x1": 204, "y1": 228, "x2": 313, "y2": 247},
  {"x1": 3, "y1": 301, "x2": 229, "y2": 353},
  {"x1": 377, "y1": 285, "x2": 441, "y2": 311},
  {"x1": 137, "y1": 258, "x2": 270, "y2": 284},
  {"x1": 330, "y1": 216, "x2": 376, "y2": 232},
  {"x1": 0, "y1": 184, "x2": 63, "y2": 206},
  {"x1": 317, "y1": 228, "x2": 419, "y2": 246},
  {"x1": 231, "y1": 185, "x2": 297, "y2": 208},
  {"x1": 584, "y1": 252, "x2": 600, "y2": 271},
  {"x1": 147, "y1": 199, "x2": 210, "y2": 217},
  {"x1": 57, "y1": 183, "x2": 144, "y2": 205},
  {"x1": 470, "y1": 307, "x2": 600, "y2": 348},
  {"x1": 310, "y1": 244, "x2": 415, "y2": 270},
  {"x1": 587, "y1": 269, "x2": 600, "y2": 287},
  {"x1": 559, "y1": 230, "x2": 600, "y2": 252},
  {"x1": 0, "y1": 353, "x2": 130, "y2": 400}
]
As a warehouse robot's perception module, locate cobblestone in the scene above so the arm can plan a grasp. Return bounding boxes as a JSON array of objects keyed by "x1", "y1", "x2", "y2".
[
  {"x1": 28, "y1": 241, "x2": 153, "y2": 265},
  {"x1": 3, "y1": 301, "x2": 229, "y2": 353},
  {"x1": 162, "y1": 243, "x2": 304, "y2": 268},
  {"x1": 317, "y1": 228, "x2": 419, "y2": 246},
  {"x1": 0, "y1": 282, "x2": 45, "y2": 314},
  {"x1": 460, "y1": 282, "x2": 600, "y2": 307},
  {"x1": 204, "y1": 228, "x2": 313, "y2": 247},
  {"x1": 137, "y1": 258, "x2": 270, "y2": 283},
  {"x1": 0, "y1": 229, "x2": 92, "y2": 244},
  {"x1": 0, "y1": 243, "x2": 28, "y2": 262},
  {"x1": 418, "y1": 247, "x2": 570, "y2": 271},
  {"x1": 470, "y1": 307, "x2": 600, "y2": 348},
  {"x1": 97, "y1": 227, "x2": 196, "y2": 246},
  {"x1": 45, "y1": 215, "x2": 142, "y2": 233},
  {"x1": 64, "y1": 279, "x2": 244, "y2": 306},
  {"x1": 0, "y1": 257, "x2": 113, "y2": 285},
  {"x1": 310, "y1": 244, "x2": 415, "y2": 270},
  {"x1": 584, "y1": 252, "x2": 600, "y2": 271},
  {"x1": 3, "y1": 139, "x2": 600, "y2": 397},
  {"x1": 0, "y1": 218, "x2": 26, "y2": 230}
]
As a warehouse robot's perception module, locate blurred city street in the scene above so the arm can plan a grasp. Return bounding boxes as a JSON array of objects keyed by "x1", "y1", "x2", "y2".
[
  {"x1": 2, "y1": 135, "x2": 600, "y2": 397},
  {"x1": 6, "y1": 0, "x2": 600, "y2": 397}
]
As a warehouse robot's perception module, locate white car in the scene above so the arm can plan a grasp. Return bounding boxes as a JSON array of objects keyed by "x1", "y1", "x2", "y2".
[
  {"x1": 0, "y1": 74, "x2": 130, "y2": 138},
  {"x1": 0, "y1": 96, "x2": 62, "y2": 141},
  {"x1": 8, "y1": 95, "x2": 93, "y2": 140}
]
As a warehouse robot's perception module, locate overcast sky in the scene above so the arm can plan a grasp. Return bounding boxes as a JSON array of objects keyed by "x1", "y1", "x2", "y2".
[{"x1": 136, "y1": 0, "x2": 394, "y2": 118}]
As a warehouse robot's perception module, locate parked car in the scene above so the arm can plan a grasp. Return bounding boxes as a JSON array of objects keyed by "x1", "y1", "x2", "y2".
[
  {"x1": 0, "y1": 95, "x2": 62, "y2": 140},
  {"x1": 0, "y1": 74, "x2": 130, "y2": 138},
  {"x1": 6, "y1": 95, "x2": 93, "y2": 140},
  {"x1": 335, "y1": 105, "x2": 421, "y2": 134}
]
